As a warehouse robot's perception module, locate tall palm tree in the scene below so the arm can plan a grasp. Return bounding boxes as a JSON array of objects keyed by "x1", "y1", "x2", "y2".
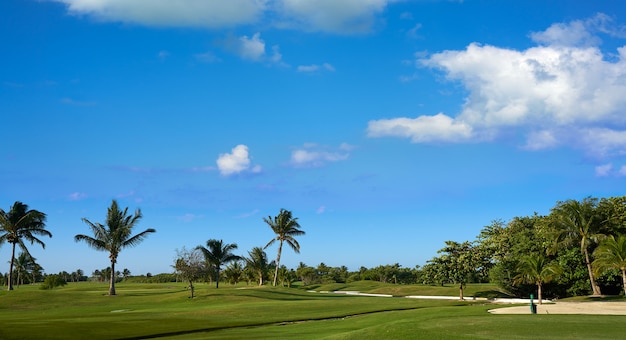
[
  {"x1": 514, "y1": 254, "x2": 561, "y2": 304},
  {"x1": 0, "y1": 201, "x2": 51, "y2": 291},
  {"x1": 196, "y1": 239, "x2": 240, "y2": 288},
  {"x1": 75, "y1": 200, "x2": 155, "y2": 295},
  {"x1": 593, "y1": 234, "x2": 626, "y2": 295},
  {"x1": 264, "y1": 209, "x2": 305, "y2": 286},
  {"x1": 549, "y1": 198, "x2": 604, "y2": 295},
  {"x1": 245, "y1": 246, "x2": 269, "y2": 286}
]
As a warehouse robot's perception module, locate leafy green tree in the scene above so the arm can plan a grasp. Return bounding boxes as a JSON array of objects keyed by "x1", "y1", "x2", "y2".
[
  {"x1": 0, "y1": 201, "x2": 51, "y2": 291},
  {"x1": 41, "y1": 274, "x2": 67, "y2": 290},
  {"x1": 196, "y1": 239, "x2": 240, "y2": 288},
  {"x1": 514, "y1": 254, "x2": 561, "y2": 304},
  {"x1": 75, "y1": 200, "x2": 156, "y2": 295},
  {"x1": 428, "y1": 241, "x2": 481, "y2": 300},
  {"x1": 593, "y1": 234, "x2": 626, "y2": 295},
  {"x1": 122, "y1": 268, "x2": 131, "y2": 280},
  {"x1": 244, "y1": 246, "x2": 269, "y2": 286},
  {"x1": 264, "y1": 208, "x2": 305, "y2": 286},
  {"x1": 296, "y1": 262, "x2": 318, "y2": 285},
  {"x1": 174, "y1": 247, "x2": 206, "y2": 298},
  {"x1": 548, "y1": 198, "x2": 604, "y2": 295}
]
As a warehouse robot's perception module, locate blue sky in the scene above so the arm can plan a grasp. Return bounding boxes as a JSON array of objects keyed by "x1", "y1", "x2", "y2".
[{"x1": 2, "y1": 0, "x2": 626, "y2": 276}]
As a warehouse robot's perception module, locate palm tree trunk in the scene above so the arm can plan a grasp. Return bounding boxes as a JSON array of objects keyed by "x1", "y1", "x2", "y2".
[
  {"x1": 459, "y1": 282, "x2": 464, "y2": 300},
  {"x1": 273, "y1": 241, "x2": 283, "y2": 287},
  {"x1": 215, "y1": 267, "x2": 220, "y2": 288},
  {"x1": 7, "y1": 243, "x2": 16, "y2": 291},
  {"x1": 537, "y1": 282, "x2": 542, "y2": 305},
  {"x1": 109, "y1": 261, "x2": 116, "y2": 296},
  {"x1": 622, "y1": 269, "x2": 626, "y2": 296},
  {"x1": 584, "y1": 248, "x2": 602, "y2": 295}
]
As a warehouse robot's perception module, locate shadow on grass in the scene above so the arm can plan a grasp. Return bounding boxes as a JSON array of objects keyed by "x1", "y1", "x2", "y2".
[
  {"x1": 114, "y1": 306, "x2": 426, "y2": 340},
  {"x1": 473, "y1": 290, "x2": 514, "y2": 299}
]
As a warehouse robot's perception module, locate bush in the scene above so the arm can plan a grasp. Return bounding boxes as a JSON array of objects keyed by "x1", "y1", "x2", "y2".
[{"x1": 40, "y1": 275, "x2": 67, "y2": 290}]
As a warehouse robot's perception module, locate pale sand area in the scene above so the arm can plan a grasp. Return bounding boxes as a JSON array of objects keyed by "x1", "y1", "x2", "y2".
[{"x1": 488, "y1": 301, "x2": 626, "y2": 315}]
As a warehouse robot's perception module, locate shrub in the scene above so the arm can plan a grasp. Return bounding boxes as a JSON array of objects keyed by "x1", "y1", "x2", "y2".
[{"x1": 40, "y1": 274, "x2": 67, "y2": 290}]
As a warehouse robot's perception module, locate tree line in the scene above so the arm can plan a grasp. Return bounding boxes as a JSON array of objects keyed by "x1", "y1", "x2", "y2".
[{"x1": 2, "y1": 196, "x2": 625, "y2": 300}]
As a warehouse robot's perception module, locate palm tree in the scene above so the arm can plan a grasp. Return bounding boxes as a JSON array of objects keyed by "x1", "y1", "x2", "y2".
[
  {"x1": 264, "y1": 209, "x2": 305, "y2": 286},
  {"x1": 74, "y1": 200, "x2": 155, "y2": 295},
  {"x1": 514, "y1": 254, "x2": 561, "y2": 304},
  {"x1": 196, "y1": 239, "x2": 240, "y2": 288},
  {"x1": 0, "y1": 201, "x2": 51, "y2": 290},
  {"x1": 245, "y1": 246, "x2": 269, "y2": 286},
  {"x1": 549, "y1": 198, "x2": 604, "y2": 295},
  {"x1": 223, "y1": 261, "x2": 244, "y2": 285},
  {"x1": 593, "y1": 234, "x2": 626, "y2": 295},
  {"x1": 13, "y1": 252, "x2": 36, "y2": 287}
]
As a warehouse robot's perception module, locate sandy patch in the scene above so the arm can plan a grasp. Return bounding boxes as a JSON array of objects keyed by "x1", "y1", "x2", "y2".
[{"x1": 488, "y1": 301, "x2": 626, "y2": 315}]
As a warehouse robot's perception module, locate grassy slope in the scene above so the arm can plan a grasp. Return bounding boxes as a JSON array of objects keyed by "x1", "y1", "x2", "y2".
[{"x1": 0, "y1": 282, "x2": 623, "y2": 339}]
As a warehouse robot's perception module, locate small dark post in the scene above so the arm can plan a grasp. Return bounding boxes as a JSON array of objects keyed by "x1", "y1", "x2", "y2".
[{"x1": 530, "y1": 294, "x2": 537, "y2": 314}]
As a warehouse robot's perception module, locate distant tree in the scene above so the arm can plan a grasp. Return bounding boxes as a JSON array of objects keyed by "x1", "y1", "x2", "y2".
[
  {"x1": 593, "y1": 234, "x2": 626, "y2": 296},
  {"x1": 174, "y1": 247, "x2": 206, "y2": 298},
  {"x1": 264, "y1": 209, "x2": 305, "y2": 286},
  {"x1": 13, "y1": 252, "x2": 36, "y2": 287},
  {"x1": 223, "y1": 261, "x2": 244, "y2": 285},
  {"x1": 244, "y1": 247, "x2": 269, "y2": 286},
  {"x1": 432, "y1": 241, "x2": 480, "y2": 300},
  {"x1": 75, "y1": 200, "x2": 156, "y2": 295},
  {"x1": 514, "y1": 254, "x2": 561, "y2": 304},
  {"x1": 196, "y1": 239, "x2": 240, "y2": 288},
  {"x1": 76, "y1": 269, "x2": 84, "y2": 282},
  {"x1": 41, "y1": 274, "x2": 67, "y2": 290},
  {"x1": 0, "y1": 201, "x2": 52, "y2": 291},
  {"x1": 122, "y1": 268, "x2": 131, "y2": 280},
  {"x1": 295, "y1": 262, "x2": 318, "y2": 285},
  {"x1": 548, "y1": 198, "x2": 604, "y2": 295}
]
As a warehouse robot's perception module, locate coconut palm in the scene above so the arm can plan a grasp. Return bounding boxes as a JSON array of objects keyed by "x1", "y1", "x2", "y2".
[
  {"x1": 245, "y1": 246, "x2": 269, "y2": 286},
  {"x1": 13, "y1": 252, "x2": 36, "y2": 287},
  {"x1": 593, "y1": 234, "x2": 626, "y2": 295},
  {"x1": 514, "y1": 254, "x2": 561, "y2": 304},
  {"x1": 74, "y1": 200, "x2": 155, "y2": 295},
  {"x1": 196, "y1": 239, "x2": 240, "y2": 288},
  {"x1": 0, "y1": 201, "x2": 51, "y2": 290},
  {"x1": 264, "y1": 209, "x2": 305, "y2": 286},
  {"x1": 549, "y1": 198, "x2": 604, "y2": 295}
]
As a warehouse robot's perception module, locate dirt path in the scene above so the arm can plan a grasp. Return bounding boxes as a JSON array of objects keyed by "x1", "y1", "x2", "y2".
[{"x1": 488, "y1": 301, "x2": 626, "y2": 315}]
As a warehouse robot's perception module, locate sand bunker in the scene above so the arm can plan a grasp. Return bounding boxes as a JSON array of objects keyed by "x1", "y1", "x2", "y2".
[{"x1": 488, "y1": 301, "x2": 626, "y2": 315}]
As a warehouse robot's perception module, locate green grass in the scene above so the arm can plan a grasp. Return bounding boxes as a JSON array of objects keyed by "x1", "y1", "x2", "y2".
[{"x1": 0, "y1": 282, "x2": 623, "y2": 339}]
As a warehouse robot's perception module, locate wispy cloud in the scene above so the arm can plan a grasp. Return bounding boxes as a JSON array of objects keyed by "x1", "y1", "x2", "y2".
[
  {"x1": 68, "y1": 192, "x2": 87, "y2": 201},
  {"x1": 61, "y1": 97, "x2": 96, "y2": 106},
  {"x1": 235, "y1": 209, "x2": 260, "y2": 219},
  {"x1": 290, "y1": 143, "x2": 352, "y2": 168},
  {"x1": 297, "y1": 63, "x2": 335, "y2": 73},
  {"x1": 177, "y1": 213, "x2": 202, "y2": 223},
  {"x1": 195, "y1": 51, "x2": 221, "y2": 63}
]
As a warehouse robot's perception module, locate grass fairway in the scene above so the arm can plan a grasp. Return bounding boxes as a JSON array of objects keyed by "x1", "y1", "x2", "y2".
[{"x1": 0, "y1": 282, "x2": 623, "y2": 339}]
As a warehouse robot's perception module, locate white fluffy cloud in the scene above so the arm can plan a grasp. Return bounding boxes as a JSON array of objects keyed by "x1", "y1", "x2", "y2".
[
  {"x1": 290, "y1": 143, "x2": 352, "y2": 168},
  {"x1": 55, "y1": 0, "x2": 267, "y2": 28},
  {"x1": 368, "y1": 14, "x2": 626, "y2": 157},
  {"x1": 276, "y1": 0, "x2": 395, "y2": 33},
  {"x1": 54, "y1": 0, "x2": 396, "y2": 33},
  {"x1": 216, "y1": 145, "x2": 262, "y2": 176}
]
